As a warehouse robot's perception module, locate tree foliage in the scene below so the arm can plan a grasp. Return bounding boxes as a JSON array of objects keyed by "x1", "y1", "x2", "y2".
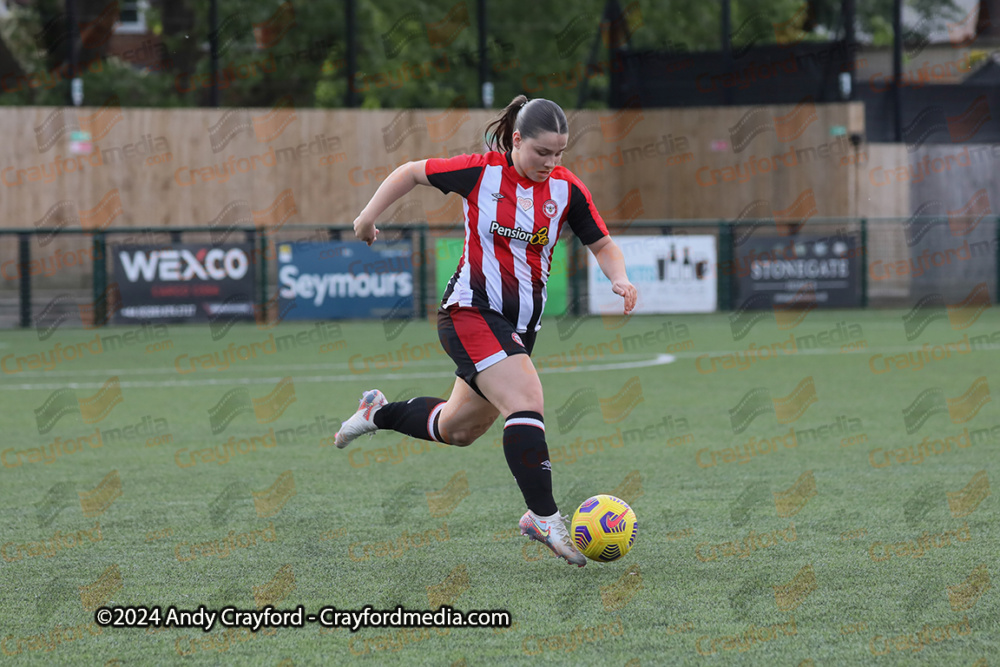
[{"x1": 0, "y1": 0, "x2": 969, "y2": 109}]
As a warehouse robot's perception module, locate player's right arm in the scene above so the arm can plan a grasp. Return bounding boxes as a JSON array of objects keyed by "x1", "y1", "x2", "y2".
[
  {"x1": 353, "y1": 160, "x2": 431, "y2": 246},
  {"x1": 353, "y1": 154, "x2": 485, "y2": 246}
]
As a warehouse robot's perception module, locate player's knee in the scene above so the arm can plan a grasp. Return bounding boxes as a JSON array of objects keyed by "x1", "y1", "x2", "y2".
[
  {"x1": 447, "y1": 418, "x2": 495, "y2": 447},
  {"x1": 503, "y1": 401, "x2": 544, "y2": 420},
  {"x1": 497, "y1": 386, "x2": 543, "y2": 418},
  {"x1": 447, "y1": 429, "x2": 478, "y2": 447}
]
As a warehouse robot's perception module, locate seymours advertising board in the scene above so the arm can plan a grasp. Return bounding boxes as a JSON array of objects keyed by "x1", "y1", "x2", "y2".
[
  {"x1": 277, "y1": 241, "x2": 414, "y2": 319},
  {"x1": 114, "y1": 244, "x2": 255, "y2": 323},
  {"x1": 589, "y1": 236, "x2": 717, "y2": 313},
  {"x1": 735, "y1": 234, "x2": 860, "y2": 307}
]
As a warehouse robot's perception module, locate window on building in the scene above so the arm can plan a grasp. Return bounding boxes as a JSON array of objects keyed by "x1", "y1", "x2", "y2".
[{"x1": 114, "y1": 0, "x2": 150, "y2": 34}]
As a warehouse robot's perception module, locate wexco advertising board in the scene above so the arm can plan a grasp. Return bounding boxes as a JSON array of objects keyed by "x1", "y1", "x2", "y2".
[
  {"x1": 114, "y1": 244, "x2": 255, "y2": 323},
  {"x1": 277, "y1": 242, "x2": 413, "y2": 319},
  {"x1": 589, "y1": 236, "x2": 717, "y2": 313}
]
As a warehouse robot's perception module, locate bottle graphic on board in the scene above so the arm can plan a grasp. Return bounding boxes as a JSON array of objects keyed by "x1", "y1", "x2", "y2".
[
  {"x1": 695, "y1": 255, "x2": 708, "y2": 280},
  {"x1": 682, "y1": 247, "x2": 693, "y2": 280},
  {"x1": 669, "y1": 244, "x2": 677, "y2": 281}
]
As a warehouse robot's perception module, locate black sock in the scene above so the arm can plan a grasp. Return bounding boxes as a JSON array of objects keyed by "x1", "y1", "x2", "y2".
[
  {"x1": 373, "y1": 397, "x2": 446, "y2": 442},
  {"x1": 502, "y1": 411, "x2": 557, "y2": 516}
]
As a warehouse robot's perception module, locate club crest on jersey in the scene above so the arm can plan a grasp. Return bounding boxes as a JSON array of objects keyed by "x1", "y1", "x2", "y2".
[
  {"x1": 488, "y1": 221, "x2": 550, "y2": 246},
  {"x1": 543, "y1": 199, "x2": 558, "y2": 218},
  {"x1": 517, "y1": 197, "x2": 533, "y2": 211},
  {"x1": 511, "y1": 332, "x2": 524, "y2": 347}
]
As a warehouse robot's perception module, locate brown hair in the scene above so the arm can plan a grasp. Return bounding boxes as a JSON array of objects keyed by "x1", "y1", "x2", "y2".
[{"x1": 484, "y1": 95, "x2": 569, "y2": 153}]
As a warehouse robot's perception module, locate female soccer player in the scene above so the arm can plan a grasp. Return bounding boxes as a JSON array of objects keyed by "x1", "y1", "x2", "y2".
[{"x1": 335, "y1": 95, "x2": 637, "y2": 567}]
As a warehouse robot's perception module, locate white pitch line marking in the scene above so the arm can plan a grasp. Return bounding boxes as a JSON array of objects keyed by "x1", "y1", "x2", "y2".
[
  {"x1": 0, "y1": 354, "x2": 661, "y2": 378},
  {"x1": 4, "y1": 342, "x2": 998, "y2": 390},
  {"x1": 0, "y1": 354, "x2": 676, "y2": 390}
]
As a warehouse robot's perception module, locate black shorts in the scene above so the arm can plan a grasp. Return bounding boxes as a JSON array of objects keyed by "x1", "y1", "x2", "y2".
[{"x1": 437, "y1": 305, "x2": 537, "y2": 399}]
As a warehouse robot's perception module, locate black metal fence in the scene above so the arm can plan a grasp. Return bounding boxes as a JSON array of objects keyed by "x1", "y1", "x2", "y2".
[{"x1": 2, "y1": 218, "x2": 997, "y2": 332}]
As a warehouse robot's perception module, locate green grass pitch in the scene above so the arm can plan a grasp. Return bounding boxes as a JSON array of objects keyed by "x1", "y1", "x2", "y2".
[{"x1": 0, "y1": 308, "x2": 997, "y2": 665}]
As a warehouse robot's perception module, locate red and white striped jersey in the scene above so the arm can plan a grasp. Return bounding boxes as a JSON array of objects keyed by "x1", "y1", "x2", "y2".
[{"x1": 425, "y1": 151, "x2": 608, "y2": 333}]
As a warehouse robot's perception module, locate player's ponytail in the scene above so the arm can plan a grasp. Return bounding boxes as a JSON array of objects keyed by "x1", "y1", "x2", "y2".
[{"x1": 485, "y1": 96, "x2": 568, "y2": 154}]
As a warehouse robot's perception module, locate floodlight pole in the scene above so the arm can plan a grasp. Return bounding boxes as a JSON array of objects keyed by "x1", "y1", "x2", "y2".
[
  {"x1": 478, "y1": 0, "x2": 490, "y2": 107},
  {"x1": 844, "y1": 0, "x2": 855, "y2": 100},
  {"x1": 721, "y1": 0, "x2": 733, "y2": 105},
  {"x1": 209, "y1": 0, "x2": 219, "y2": 107},
  {"x1": 346, "y1": 0, "x2": 357, "y2": 107},
  {"x1": 65, "y1": 0, "x2": 78, "y2": 106},
  {"x1": 578, "y1": 0, "x2": 617, "y2": 109},
  {"x1": 892, "y1": 0, "x2": 902, "y2": 141}
]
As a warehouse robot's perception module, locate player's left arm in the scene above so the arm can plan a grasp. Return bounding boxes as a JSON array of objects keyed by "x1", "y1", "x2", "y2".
[
  {"x1": 587, "y1": 236, "x2": 638, "y2": 315},
  {"x1": 564, "y1": 175, "x2": 638, "y2": 315}
]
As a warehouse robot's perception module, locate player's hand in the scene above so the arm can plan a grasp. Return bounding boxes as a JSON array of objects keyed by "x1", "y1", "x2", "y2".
[
  {"x1": 353, "y1": 216, "x2": 379, "y2": 246},
  {"x1": 612, "y1": 279, "x2": 637, "y2": 314}
]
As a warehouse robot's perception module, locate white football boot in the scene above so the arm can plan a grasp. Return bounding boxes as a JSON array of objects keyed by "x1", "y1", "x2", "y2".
[
  {"x1": 334, "y1": 390, "x2": 388, "y2": 449},
  {"x1": 520, "y1": 510, "x2": 587, "y2": 567}
]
